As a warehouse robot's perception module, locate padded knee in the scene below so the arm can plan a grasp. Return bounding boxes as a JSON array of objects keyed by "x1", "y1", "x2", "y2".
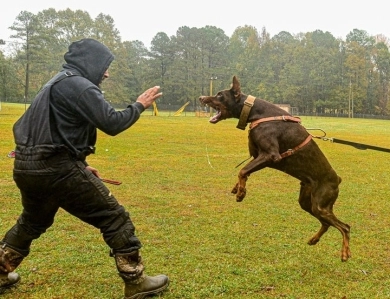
[
  {"x1": 2, "y1": 224, "x2": 33, "y2": 257},
  {"x1": 101, "y1": 209, "x2": 142, "y2": 251}
]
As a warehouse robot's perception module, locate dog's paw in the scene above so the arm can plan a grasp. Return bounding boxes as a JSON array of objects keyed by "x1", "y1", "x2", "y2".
[
  {"x1": 236, "y1": 188, "x2": 246, "y2": 202},
  {"x1": 231, "y1": 184, "x2": 238, "y2": 194},
  {"x1": 307, "y1": 237, "x2": 320, "y2": 245},
  {"x1": 341, "y1": 246, "x2": 351, "y2": 262}
]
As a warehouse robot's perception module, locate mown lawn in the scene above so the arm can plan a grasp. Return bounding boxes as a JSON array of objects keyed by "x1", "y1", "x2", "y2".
[{"x1": 0, "y1": 103, "x2": 390, "y2": 298}]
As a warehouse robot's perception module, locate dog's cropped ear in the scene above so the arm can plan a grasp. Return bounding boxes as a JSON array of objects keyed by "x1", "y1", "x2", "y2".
[{"x1": 231, "y1": 76, "x2": 241, "y2": 101}]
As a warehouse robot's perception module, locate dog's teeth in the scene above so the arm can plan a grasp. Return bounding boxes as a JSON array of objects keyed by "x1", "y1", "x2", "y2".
[{"x1": 209, "y1": 111, "x2": 221, "y2": 123}]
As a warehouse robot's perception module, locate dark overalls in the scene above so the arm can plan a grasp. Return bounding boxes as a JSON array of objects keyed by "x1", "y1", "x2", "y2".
[{"x1": 3, "y1": 72, "x2": 141, "y2": 257}]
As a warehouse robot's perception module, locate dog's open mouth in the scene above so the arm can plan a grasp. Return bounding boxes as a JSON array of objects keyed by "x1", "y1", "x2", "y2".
[
  {"x1": 199, "y1": 96, "x2": 224, "y2": 123},
  {"x1": 209, "y1": 109, "x2": 222, "y2": 123}
]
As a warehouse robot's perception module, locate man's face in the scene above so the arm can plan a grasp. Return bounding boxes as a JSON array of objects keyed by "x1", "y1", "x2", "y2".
[{"x1": 99, "y1": 69, "x2": 109, "y2": 86}]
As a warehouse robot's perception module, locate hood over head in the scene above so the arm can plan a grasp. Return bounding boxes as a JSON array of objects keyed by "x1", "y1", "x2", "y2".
[{"x1": 63, "y1": 38, "x2": 114, "y2": 86}]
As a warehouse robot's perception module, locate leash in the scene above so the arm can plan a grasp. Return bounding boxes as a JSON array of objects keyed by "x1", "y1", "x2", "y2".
[
  {"x1": 100, "y1": 178, "x2": 122, "y2": 185},
  {"x1": 201, "y1": 120, "x2": 216, "y2": 169},
  {"x1": 306, "y1": 128, "x2": 390, "y2": 153},
  {"x1": 330, "y1": 138, "x2": 390, "y2": 153}
]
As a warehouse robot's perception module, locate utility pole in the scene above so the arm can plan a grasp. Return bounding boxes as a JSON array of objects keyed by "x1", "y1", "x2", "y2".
[
  {"x1": 348, "y1": 77, "x2": 352, "y2": 118},
  {"x1": 0, "y1": 39, "x2": 5, "y2": 111},
  {"x1": 209, "y1": 75, "x2": 217, "y2": 117}
]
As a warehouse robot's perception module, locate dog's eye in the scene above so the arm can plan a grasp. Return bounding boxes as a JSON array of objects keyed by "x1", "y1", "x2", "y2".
[{"x1": 216, "y1": 94, "x2": 225, "y2": 102}]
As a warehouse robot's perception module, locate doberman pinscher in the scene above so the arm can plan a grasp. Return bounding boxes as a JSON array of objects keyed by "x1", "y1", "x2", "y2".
[{"x1": 199, "y1": 76, "x2": 351, "y2": 262}]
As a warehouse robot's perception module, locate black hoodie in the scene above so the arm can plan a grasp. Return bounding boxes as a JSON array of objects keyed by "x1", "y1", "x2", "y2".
[{"x1": 13, "y1": 38, "x2": 145, "y2": 160}]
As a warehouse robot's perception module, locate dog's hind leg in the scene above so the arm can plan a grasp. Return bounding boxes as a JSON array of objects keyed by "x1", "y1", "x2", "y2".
[
  {"x1": 308, "y1": 177, "x2": 351, "y2": 262},
  {"x1": 298, "y1": 182, "x2": 331, "y2": 245}
]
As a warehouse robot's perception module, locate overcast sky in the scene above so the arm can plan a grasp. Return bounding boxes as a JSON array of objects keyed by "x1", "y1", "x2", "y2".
[{"x1": 1, "y1": 0, "x2": 389, "y2": 48}]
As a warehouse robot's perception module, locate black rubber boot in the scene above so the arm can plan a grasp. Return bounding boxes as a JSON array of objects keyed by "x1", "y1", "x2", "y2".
[
  {"x1": 0, "y1": 243, "x2": 24, "y2": 288},
  {"x1": 114, "y1": 250, "x2": 169, "y2": 299}
]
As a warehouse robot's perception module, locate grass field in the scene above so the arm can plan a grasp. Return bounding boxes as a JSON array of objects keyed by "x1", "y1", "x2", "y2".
[{"x1": 1, "y1": 103, "x2": 390, "y2": 299}]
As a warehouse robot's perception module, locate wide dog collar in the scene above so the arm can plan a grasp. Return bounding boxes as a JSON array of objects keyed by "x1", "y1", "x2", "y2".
[{"x1": 236, "y1": 95, "x2": 256, "y2": 130}]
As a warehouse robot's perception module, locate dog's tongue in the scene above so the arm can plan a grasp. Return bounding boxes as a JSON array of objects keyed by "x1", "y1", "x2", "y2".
[{"x1": 209, "y1": 111, "x2": 221, "y2": 123}]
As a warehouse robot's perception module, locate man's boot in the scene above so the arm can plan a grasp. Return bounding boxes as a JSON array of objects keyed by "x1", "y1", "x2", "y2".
[
  {"x1": 0, "y1": 243, "x2": 24, "y2": 288},
  {"x1": 114, "y1": 250, "x2": 169, "y2": 299}
]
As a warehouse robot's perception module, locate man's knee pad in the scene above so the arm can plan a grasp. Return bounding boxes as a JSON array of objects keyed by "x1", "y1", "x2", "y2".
[
  {"x1": 103, "y1": 212, "x2": 142, "y2": 251},
  {"x1": 2, "y1": 224, "x2": 33, "y2": 256}
]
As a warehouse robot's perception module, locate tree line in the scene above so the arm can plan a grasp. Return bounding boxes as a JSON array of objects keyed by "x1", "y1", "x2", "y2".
[{"x1": 1, "y1": 8, "x2": 389, "y2": 115}]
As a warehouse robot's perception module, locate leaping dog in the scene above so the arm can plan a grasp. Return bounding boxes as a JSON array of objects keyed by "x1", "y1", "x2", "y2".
[{"x1": 199, "y1": 76, "x2": 351, "y2": 262}]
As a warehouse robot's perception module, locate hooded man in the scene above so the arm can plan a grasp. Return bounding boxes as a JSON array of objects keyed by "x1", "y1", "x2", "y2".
[{"x1": 0, "y1": 38, "x2": 169, "y2": 299}]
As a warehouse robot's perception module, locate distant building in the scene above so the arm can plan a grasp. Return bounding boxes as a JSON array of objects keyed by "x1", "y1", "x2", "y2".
[
  {"x1": 275, "y1": 104, "x2": 291, "y2": 113},
  {"x1": 274, "y1": 104, "x2": 299, "y2": 115}
]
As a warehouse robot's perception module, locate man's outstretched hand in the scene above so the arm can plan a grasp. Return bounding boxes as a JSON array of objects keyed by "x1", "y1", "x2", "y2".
[{"x1": 136, "y1": 86, "x2": 162, "y2": 109}]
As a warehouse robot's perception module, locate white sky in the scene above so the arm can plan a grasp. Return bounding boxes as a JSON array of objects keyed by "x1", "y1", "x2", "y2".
[{"x1": 1, "y1": 0, "x2": 389, "y2": 48}]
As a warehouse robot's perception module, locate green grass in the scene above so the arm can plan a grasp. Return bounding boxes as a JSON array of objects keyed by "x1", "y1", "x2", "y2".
[{"x1": 1, "y1": 103, "x2": 390, "y2": 298}]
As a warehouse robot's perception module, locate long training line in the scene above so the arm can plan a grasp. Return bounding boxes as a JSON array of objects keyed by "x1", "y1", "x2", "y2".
[
  {"x1": 203, "y1": 122, "x2": 215, "y2": 169},
  {"x1": 205, "y1": 144, "x2": 214, "y2": 169},
  {"x1": 202, "y1": 122, "x2": 249, "y2": 175}
]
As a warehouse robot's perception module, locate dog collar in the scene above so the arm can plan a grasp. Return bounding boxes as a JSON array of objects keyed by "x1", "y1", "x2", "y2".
[{"x1": 236, "y1": 95, "x2": 256, "y2": 130}]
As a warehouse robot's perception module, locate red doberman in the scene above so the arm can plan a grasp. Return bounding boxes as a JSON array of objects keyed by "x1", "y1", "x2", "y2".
[{"x1": 199, "y1": 76, "x2": 351, "y2": 262}]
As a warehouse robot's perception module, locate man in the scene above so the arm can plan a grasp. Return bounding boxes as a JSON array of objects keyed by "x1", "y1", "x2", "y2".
[{"x1": 0, "y1": 38, "x2": 169, "y2": 298}]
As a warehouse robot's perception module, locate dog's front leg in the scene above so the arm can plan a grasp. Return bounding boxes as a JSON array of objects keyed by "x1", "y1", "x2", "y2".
[
  {"x1": 232, "y1": 154, "x2": 274, "y2": 202},
  {"x1": 232, "y1": 174, "x2": 248, "y2": 202}
]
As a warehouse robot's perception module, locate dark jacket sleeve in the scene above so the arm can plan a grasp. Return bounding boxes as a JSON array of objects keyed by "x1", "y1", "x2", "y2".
[{"x1": 75, "y1": 86, "x2": 145, "y2": 136}]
